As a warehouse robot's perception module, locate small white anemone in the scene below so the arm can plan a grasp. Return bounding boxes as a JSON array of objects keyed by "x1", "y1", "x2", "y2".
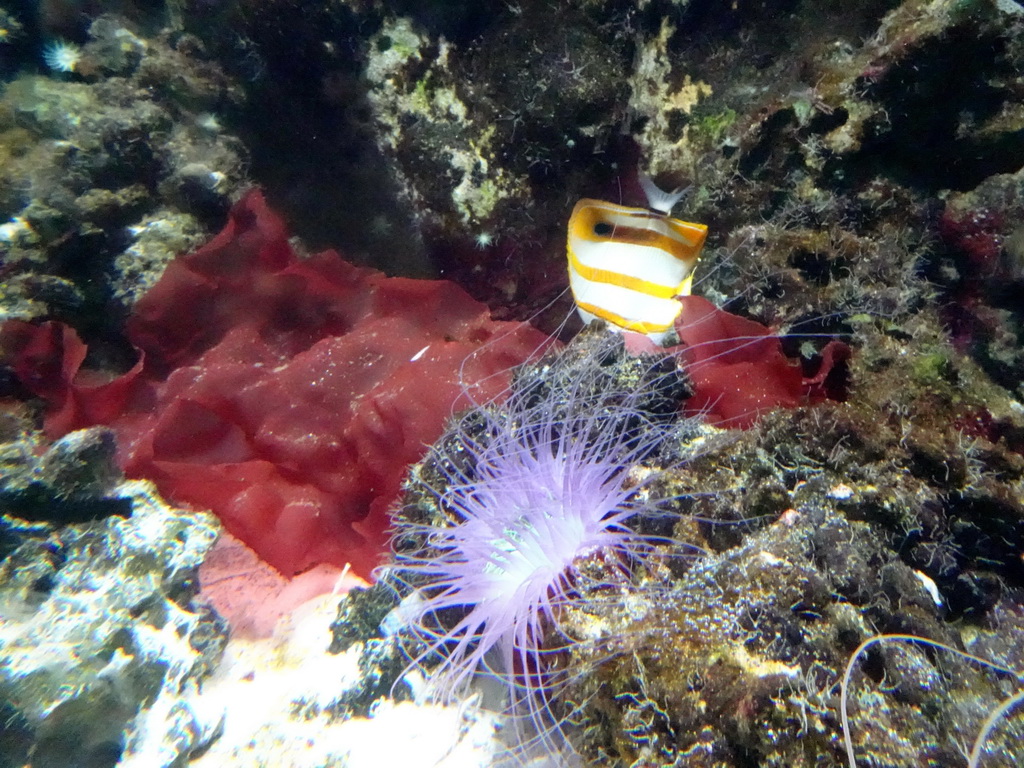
[
  {"x1": 473, "y1": 231, "x2": 495, "y2": 250},
  {"x1": 42, "y1": 40, "x2": 82, "y2": 73}
]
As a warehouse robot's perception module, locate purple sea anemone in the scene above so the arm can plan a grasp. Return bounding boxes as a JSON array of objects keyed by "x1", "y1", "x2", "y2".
[{"x1": 384, "y1": 330, "x2": 699, "y2": 761}]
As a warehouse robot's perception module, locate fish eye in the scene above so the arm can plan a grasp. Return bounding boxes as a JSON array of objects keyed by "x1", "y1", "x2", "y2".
[{"x1": 593, "y1": 221, "x2": 614, "y2": 237}]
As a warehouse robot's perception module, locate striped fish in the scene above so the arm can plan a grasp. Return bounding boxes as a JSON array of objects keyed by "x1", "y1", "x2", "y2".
[{"x1": 567, "y1": 177, "x2": 708, "y2": 344}]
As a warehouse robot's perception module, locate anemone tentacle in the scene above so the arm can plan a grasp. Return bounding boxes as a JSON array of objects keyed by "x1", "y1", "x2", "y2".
[{"x1": 387, "y1": 330, "x2": 700, "y2": 763}]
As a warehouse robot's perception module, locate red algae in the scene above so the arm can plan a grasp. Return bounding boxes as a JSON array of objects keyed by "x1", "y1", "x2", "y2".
[{"x1": 3, "y1": 191, "x2": 551, "y2": 579}]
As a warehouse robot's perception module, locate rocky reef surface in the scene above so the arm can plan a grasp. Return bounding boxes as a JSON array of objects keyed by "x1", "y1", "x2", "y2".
[
  {"x1": 0, "y1": 13, "x2": 246, "y2": 329},
  {"x1": 1, "y1": 0, "x2": 1023, "y2": 766},
  {"x1": 0, "y1": 413, "x2": 224, "y2": 766}
]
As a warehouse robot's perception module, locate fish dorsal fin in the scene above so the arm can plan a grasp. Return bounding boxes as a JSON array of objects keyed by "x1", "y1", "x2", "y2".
[{"x1": 639, "y1": 170, "x2": 690, "y2": 215}]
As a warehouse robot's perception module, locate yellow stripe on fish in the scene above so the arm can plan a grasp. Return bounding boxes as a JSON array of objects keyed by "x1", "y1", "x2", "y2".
[{"x1": 567, "y1": 195, "x2": 708, "y2": 343}]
